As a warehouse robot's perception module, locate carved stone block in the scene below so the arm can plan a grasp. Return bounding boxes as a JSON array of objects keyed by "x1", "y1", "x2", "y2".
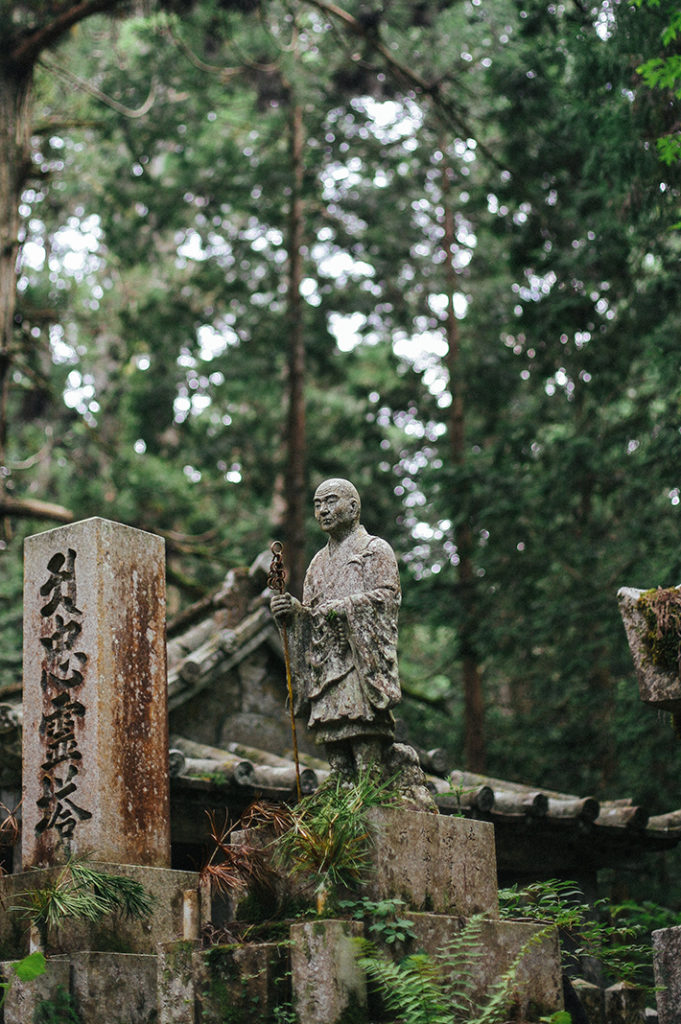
[
  {"x1": 363, "y1": 807, "x2": 499, "y2": 916},
  {"x1": 22, "y1": 518, "x2": 170, "y2": 868},
  {"x1": 401, "y1": 913, "x2": 563, "y2": 1020},
  {"x1": 70, "y1": 951, "x2": 158, "y2": 1024},
  {"x1": 0, "y1": 865, "x2": 205, "y2": 958}
]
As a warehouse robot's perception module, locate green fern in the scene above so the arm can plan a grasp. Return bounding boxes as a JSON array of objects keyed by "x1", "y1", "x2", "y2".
[
  {"x1": 355, "y1": 939, "x2": 451, "y2": 1024},
  {"x1": 498, "y1": 878, "x2": 651, "y2": 986},
  {"x1": 354, "y1": 911, "x2": 561, "y2": 1024}
]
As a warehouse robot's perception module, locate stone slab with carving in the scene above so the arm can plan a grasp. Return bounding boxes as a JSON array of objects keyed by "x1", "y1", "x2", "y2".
[
  {"x1": 22, "y1": 518, "x2": 170, "y2": 869},
  {"x1": 363, "y1": 807, "x2": 499, "y2": 917}
]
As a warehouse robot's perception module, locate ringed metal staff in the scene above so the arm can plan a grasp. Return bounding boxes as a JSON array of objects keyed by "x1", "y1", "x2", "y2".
[{"x1": 268, "y1": 541, "x2": 302, "y2": 802}]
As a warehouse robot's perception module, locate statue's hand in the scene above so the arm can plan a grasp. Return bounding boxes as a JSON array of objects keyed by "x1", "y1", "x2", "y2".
[
  {"x1": 319, "y1": 600, "x2": 346, "y2": 621},
  {"x1": 271, "y1": 592, "x2": 296, "y2": 622}
]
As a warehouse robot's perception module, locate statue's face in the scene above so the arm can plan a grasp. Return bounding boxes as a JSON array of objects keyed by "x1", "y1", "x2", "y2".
[{"x1": 313, "y1": 484, "x2": 358, "y2": 534}]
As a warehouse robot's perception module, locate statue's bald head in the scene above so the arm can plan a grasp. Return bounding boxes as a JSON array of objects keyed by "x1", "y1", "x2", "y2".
[
  {"x1": 315, "y1": 478, "x2": 360, "y2": 509},
  {"x1": 313, "y1": 478, "x2": 361, "y2": 533}
]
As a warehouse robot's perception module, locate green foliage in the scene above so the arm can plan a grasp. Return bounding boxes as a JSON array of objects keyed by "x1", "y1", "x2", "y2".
[
  {"x1": 337, "y1": 897, "x2": 418, "y2": 945},
  {"x1": 275, "y1": 769, "x2": 397, "y2": 899},
  {"x1": 356, "y1": 942, "x2": 452, "y2": 1024},
  {"x1": 5, "y1": 0, "x2": 681, "y2": 902},
  {"x1": 33, "y1": 984, "x2": 81, "y2": 1024},
  {"x1": 12, "y1": 857, "x2": 155, "y2": 941},
  {"x1": 498, "y1": 879, "x2": 652, "y2": 987},
  {"x1": 0, "y1": 951, "x2": 46, "y2": 1010},
  {"x1": 354, "y1": 911, "x2": 550, "y2": 1024}
]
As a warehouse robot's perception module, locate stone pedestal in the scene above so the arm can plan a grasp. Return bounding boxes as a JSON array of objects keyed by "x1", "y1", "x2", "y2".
[
  {"x1": 290, "y1": 920, "x2": 366, "y2": 1024},
  {"x1": 197, "y1": 941, "x2": 290, "y2": 1024},
  {"x1": 22, "y1": 518, "x2": 170, "y2": 869},
  {"x1": 653, "y1": 926, "x2": 681, "y2": 1024},
  {"x1": 364, "y1": 807, "x2": 499, "y2": 916},
  {"x1": 572, "y1": 978, "x2": 604, "y2": 1023},
  {"x1": 604, "y1": 980, "x2": 647, "y2": 1024},
  {"x1": 404, "y1": 912, "x2": 563, "y2": 1020},
  {"x1": 1, "y1": 955, "x2": 70, "y2": 1024},
  {"x1": 70, "y1": 951, "x2": 158, "y2": 1024},
  {"x1": 158, "y1": 941, "x2": 200, "y2": 1024},
  {"x1": 0, "y1": 865, "x2": 205, "y2": 959}
]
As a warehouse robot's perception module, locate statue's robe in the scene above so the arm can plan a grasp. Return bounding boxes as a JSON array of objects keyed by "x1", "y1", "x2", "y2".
[{"x1": 287, "y1": 526, "x2": 401, "y2": 745}]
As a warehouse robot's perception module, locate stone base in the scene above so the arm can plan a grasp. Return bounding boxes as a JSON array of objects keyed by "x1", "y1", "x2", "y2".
[
  {"x1": 1, "y1": 952, "x2": 157, "y2": 1024},
  {"x1": 363, "y1": 807, "x2": 499, "y2": 916},
  {"x1": 572, "y1": 978, "x2": 604, "y2": 1024},
  {"x1": 404, "y1": 913, "x2": 563, "y2": 1020},
  {"x1": 1, "y1": 955, "x2": 70, "y2": 1024},
  {"x1": 71, "y1": 952, "x2": 158, "y2": 1024},
  {"x1": 290, "y1": 919, "x2": 366, "y2": 1024},
  {"x1": 0, "y1": 864, "x2": 207, "y2": 958},
  {"x1": 158, "y1": 940, "x2": 200, "y2": 1024}
]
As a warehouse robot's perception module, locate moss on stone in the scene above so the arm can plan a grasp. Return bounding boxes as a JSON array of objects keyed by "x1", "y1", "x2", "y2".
[{"x1": 637, "y1": 587, "x2": 681, "y2": 675}]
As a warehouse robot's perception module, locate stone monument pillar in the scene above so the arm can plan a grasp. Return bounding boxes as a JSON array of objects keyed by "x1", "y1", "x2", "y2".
[{"x1": 22, "y1": 517, "x2": 170, "y2": 869}]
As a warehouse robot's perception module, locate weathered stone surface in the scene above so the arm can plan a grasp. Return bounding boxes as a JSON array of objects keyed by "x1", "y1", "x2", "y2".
[
  {"x1": 158, "y1": 940, "x2": 200, "y2": 1024},
  {"x1": 363, "y1": 807, "x2": 499, "y2": 916},
  {"x1": 1, "y1": 954, "x2": 70, "y2": 1024},
  {"x1": 653, "y1": 925, "x2": 681, "y2": 1024},
  {"x1": 290, "y1": 919, "x2": 366, "y2": 1024},
  {"x1": 572, "y1": 977, "x2": 605, "y2": 1024},
  {"x1": 618, "y1": 587, "x2": 681, "y2": 712},
  {"x1": 70, "y1": 951, "x2": 158, "y2": 1024},
  {"x1": 604, "y1": 980, "x2": 646, "y2": 1024},
  {"x1": 22, "y1": 518, "x2": 170, "y2": 869},
  {"x1": 0, "y1": 865, "x2": 205, "y2": 958},
  {"x1": 403, "y1": 913, "x2": 563, "y2": 1020},
  {"x1": 195, "y1": 941, "x2": 290, "y2": 1024}
]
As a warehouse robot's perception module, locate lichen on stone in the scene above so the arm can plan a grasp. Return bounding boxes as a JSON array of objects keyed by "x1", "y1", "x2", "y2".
[{"x1": 636, "y1": 586, "x2": 681, "y2": 676}]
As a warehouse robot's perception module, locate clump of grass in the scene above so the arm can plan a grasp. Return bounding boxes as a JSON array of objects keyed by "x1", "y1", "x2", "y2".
[{"x1": 275, "y1": 767, "x2": 398, "y2": 898}]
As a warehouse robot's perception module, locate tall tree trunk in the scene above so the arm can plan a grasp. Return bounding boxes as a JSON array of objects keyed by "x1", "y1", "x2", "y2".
[
  {"x1": 441, "y1": 158, "x2": 486, "y2": 771},
  {"x1": 284, "y1": 100, "x2": 307, "y2": 597},
  {"x1": 0, "y1": 62, "x2": 34, "y2": 532}
]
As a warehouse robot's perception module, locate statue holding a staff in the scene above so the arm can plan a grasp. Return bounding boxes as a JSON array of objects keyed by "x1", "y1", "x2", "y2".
[{"x1": 270, "y1": 478, "x2": 405, "y2": 779}]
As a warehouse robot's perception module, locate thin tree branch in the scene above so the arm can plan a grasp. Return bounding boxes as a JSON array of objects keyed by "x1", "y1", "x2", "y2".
[
  {"x1": 162, "y1": 22, "x2": 246, "y2": 79},
  {"x1": 39, "y1": 55, "x2": 157, "y2": 118},
  {"x1": 0, "y1": 495, "x2": 73, "y2": 524}
]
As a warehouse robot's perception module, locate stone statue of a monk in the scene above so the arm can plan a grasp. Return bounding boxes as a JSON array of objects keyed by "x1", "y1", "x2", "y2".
[{"x1": 270, "y1": 478, "x2": 402, "y2": 778}]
